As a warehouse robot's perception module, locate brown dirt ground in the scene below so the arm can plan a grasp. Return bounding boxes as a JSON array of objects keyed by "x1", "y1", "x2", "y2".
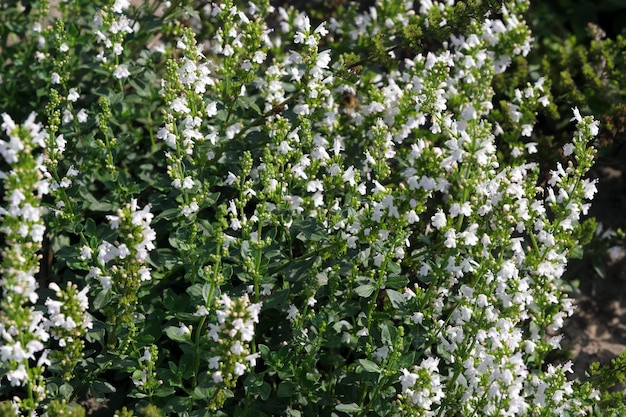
[{"x1": 563, "y1": 165, "x2": 626, "y2": 381}]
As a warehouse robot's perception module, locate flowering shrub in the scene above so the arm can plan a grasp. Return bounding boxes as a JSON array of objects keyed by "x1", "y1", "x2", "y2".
[{"x1": 0, "y1": 0, "x2": 618, "y2": 415}]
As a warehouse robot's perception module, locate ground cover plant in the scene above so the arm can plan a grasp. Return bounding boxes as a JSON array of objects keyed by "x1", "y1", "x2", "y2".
[{"x1": 0, "y1": 0, "x2": 622, "y2": 415}]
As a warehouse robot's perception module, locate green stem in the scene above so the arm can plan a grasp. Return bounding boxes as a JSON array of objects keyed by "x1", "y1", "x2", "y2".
[{"x1": 192, "y1": 314, "x2": 207, "y2": 388}]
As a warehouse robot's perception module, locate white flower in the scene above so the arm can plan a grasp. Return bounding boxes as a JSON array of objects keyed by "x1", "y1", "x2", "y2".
[
  {"x1": 607, "y1": 246, "x2": 624, "y2": 262},
  {"x1": 225, "y1": 171, "x2": 238, "y2": 185},
  {"x1": 208, "y1": 323, "x2": 219, "y2": 341},
  {"x1": 62, "y1": 109, "x2": 74, "y2": 124},
  {"x1": 399, "y1": 368, "x2": 417, "y2": 392},
  {"x1": 170, "y1": 97, "x2": 190, "y2": 114},
  {"x1": 30, "y1": 224, "x2": 45, "y2": 242},
  {"x1": 212, "y1": 370, "x2": 223, "y2": 383},
  {"x1": 176, "y1": 323, "x2": 191, "y2": 336},
  {"x1": 246, "y1": 353, "x2": 260, "y2": 367},
  {"x1": 98, "y1": 275, "x2": 112, "y2": 290},
  {"x1": 582, "y1": 179, "x2": 597, "y2": 200},
  {"x1": 117, "y1": 243, "x2": 130, "y2": 259},
  {"x1": 138, "y1": 266, "x2": 151, "y2": 281},
  {"x1": 113, "y1": 43, "x2": 124, "y2": 56},
  {"x1": 431, "y1": 209, "x2": 447, "y2": 229},
  {"x1": 234, "y1": 362, "x2": 246, "y2": 376},
  {"x1": 449, "y1": 202, "x2": 472, "y2": 218},
  {"x1": 7, "y1": 364, "x2": 28, "y2": 387},
  {"x1": 294, "y1": 32, "x2": 306, "y2": 44},
  {"x1": 571, "y1": 107, "x2": 582, "y2": 122},
  {"x1": 195, "y1": 306, "x2": 209, "y2": 316},
  {"x1": 287, "y1": 304, "x2": 298, "y2": 321},
  {"x1": 230, "y1": 341, "x2": 244, "y2": 355},
  {"x1": 113, "y1": 64, "x2": 130, "y2": 79},
  {"x1": 67, "y1": 88, "x2": 79, "y2": 102},
  {"x1": 181, "y1": 201, "x2": 199, "y2": 217},
  {"x1": 314, "y1": 22, "x2": 328, "y2": 37},
  {"x1": 230, "y1": 218, "x2": 242, "y2": 231},
  {"x1": 206, "y1": 102, "x2": 218, "y2": 117},
  {"x1": 112, "y1": 0, "x2": 130, "y2": 13},
  {"x1": 444, "y1": 229, "x2": 457, "y2": 248},
  {"x1": 315, "y1": 50, "x2": 331, "y2": 69},
  {"x1": 523, "y1": 142, "x2": 538, "y2": 154},
  {"x1": 589, "y1": 120, "x2": 599, "y2": 136},
  {"x1": 182, "y1": 176, "x2": 194, "y2": 189},
  {"x1": 208, "y1": 356, "x2": 221, "y2": 370},
  {"x1": 356, "y1": 327, "x2": 368, "y2": 336},
  {"x1": 252, "y1": 51, "x2": 266, "y2": 64},
  {"x1": 375, "y1": 346, "x2": 389, "y2": 361},
  {"x1": 77, "y1": 109, "x2": 88, "y2": 123}
]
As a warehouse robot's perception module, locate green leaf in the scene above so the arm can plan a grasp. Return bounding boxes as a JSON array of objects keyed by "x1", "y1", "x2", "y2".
[
  {"x1": 357, "y1": 359, "x2": 381, "y2": 374},
  {"x1": 386, "y1": 261, "x2": 401, "y2": 275},
  {"x1": 164, "y1": 325, "x2": 192, "y2": 344},
  {"x1": 190, "y1": 409, "x2": 214, "y2": 417},
  {"x1": 197, "y1": 219, "x2": 214, "y2": 235},
  {"x1": 162, "y1": 289, "x2": 185, "y2": 312},
  {"x1": 186, "y1": 284, "x2": 204, "y2": 300},
  {"x1": 77, "y1": 187, "x2": 115, "y2": 212},
  {"x1": 335, "y1": 403, "x2": 362, "y2": 413},
  {"x1": 155, "y1": 208, "x2": 180, "y2": 221},
  {"x1": 386, "y1": 275, "x2": 408, "y2": 289},
  {"x1": 332, "y1": 320, "x2": 352, "y2": 333},
  {"x1": 293, "y1": 217, "x2": 328, "y2": 242},
  {"x1": 164, "y1": 396, "x2": 190, "y2": 414},
  {"x1": 85, "y1": 217, "x2": 97, "y2": 236},
  {"x1": 91, "y1": 381, "x2": 116, "y2": 395},
  {"x1": 151, "y1": 248, "x2": 180, "y2": 270},
  {"x1": 93, "y1": 290, "x2": 112, "y2": 310},
  {"x1": 569, "y1": 244, "x2": 584, "y2": 259},
  {"x1": 381, "y1": 324, "x2": 395, "y2": 346},
  {"x1": 386, "y1": 289, "x2": 405, "y2": 309},
  {"x1": 277, "y1": 381, "x2": 296, "y2": 397},
  {"x1": 128, "y1": 77, "x2": 149, "y2": 97},
  {"x1": 249, "y1": 381, "x2": 271, "y2": 401},
  {"x1": 398, "y1": 351, "x2": 417, "y2": 368},
  {"x1": 263, "y1": 288, "x2": 290, "y2": 310},
  {"x1": 47, "y1": 382, "x2": 59, "y2": 397},
  {"x1": 59, "y1": 382, "x2": 73, "y2": 399},
  {"x1": 138, "y1": 310, "x2": 164, "y2": 344},
  {"x1": 285, "y1": 257, "x2": 317, "y2": 283},
  {"x1": 249, "y1": 101, "x2": 262, "y2": 115},
  {"x1": 286, "y1": 408, "x2": 301, "y2": 417},
  {"x1": 355, "y1": 284, "x2": 374, "y2": 298},
  {"x1": 192, "y1": 385, "x2": 213, "y2": 400},
  {"x1": 258, "y1": 344, "x2": 270, "y2": 357}
]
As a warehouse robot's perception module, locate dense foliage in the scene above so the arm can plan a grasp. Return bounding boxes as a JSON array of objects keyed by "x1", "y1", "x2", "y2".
[{"x1": 0, "y1": 0, "x2": 623, "y2": 416}]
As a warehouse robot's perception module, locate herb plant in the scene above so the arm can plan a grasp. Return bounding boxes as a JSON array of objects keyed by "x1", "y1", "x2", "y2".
[{"x1": 0, "y1": 0, "x2": 617, "y2": 416}]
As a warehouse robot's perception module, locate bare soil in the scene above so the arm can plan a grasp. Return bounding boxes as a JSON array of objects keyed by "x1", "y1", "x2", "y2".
[{"x1": 563, "y1": 165, "x2": 626, "y2": 380}]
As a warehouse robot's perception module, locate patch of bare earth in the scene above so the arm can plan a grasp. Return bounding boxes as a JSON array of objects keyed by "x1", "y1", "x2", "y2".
[{"x1": 563, "y1": 165, "x2": 626, "y2": 381}]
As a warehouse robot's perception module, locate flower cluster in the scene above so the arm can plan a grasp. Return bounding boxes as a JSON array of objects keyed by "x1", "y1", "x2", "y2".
[
  {"x1": 92, "y1": 0, "x2": 135, "y2": 79},
  {"x1": 85, "y1": 198, "x2": 155, "y2": 346},
  {"x1": 131, "y1": 344, "x2": 162, "y2": 399},
  {"x1": 158, "y1": 27, "x2": 212, "y2": 218},
  {"x1": 44, "y1": 282, "x2": 92, "y2": 382},
  {"x1": 0, "y1": 113, "x2": 50, "y2": 412},
  {"x1": 204, "y1": 293, "x2": 261, "y2": 409},
  {"x1": 397, "y1": 357, "x2": 444, "y2": 415}
]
